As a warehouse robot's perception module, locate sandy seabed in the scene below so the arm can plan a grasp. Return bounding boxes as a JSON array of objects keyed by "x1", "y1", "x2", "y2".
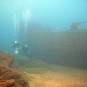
[{"x1": 20, "y1": 65, "x2": 87, "y2": 87}]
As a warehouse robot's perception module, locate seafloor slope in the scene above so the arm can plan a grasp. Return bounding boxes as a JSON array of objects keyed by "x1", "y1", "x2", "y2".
[{"x1": 13, "y1": 56, "x2": 87, "y2": 87}]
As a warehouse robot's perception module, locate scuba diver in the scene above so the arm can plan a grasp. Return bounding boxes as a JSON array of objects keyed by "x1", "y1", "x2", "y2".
[
  {"x1": 12, "y1": 11, "x2": 31, "y2": 56},
  {"x1": 21, "y1": 44, "x2": 30, "y2": 56},
  {"x1": 12, "y1": 40, "x2": 30, "y2": 56},
  {"x1": 12, "y1": 40, "x2": 20, "y2": 54}
]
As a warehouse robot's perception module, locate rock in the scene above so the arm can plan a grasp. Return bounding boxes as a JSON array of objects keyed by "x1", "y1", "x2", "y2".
[
  {"x1": 0, "y1": 51, "x2": 30, "y2": 87},
  {"x1": 0, "y1": 79, "x2": 16, "y2": 87},
  {"x1": 0, "y1": 51, "x2": 12, "y2": 66}
]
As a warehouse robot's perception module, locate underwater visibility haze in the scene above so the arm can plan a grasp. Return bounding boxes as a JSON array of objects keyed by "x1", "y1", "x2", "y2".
[{"x1": 0, "y1": 0, "x2": 87, "y2": 87}]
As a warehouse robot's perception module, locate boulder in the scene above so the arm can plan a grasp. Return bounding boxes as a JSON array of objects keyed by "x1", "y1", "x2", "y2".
[
  {"x1": 0, "y1": 79, "x2": 16, "y2": 87},
  {"x1": 0, "y1": 51, "x2": 30, "y2": 87}
]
